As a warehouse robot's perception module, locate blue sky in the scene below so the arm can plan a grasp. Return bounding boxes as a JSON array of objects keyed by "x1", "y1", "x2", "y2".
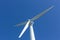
[{"x1": 0, "y1": 0, "x2": 60, "y2": 40}]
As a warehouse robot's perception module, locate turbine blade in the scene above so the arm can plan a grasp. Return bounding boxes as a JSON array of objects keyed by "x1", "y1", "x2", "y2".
[
  {"x1": 18, "y1": 19, "x2": 30, "y2": 38},
  {"x1": 15, "y1": 21, "x2": 27, "y2": 27},
  {"x1": 31, "y1": 6, "x2": 54, "y2": 21},
  {"x1": 15, "y1": 6, "x2": 54, "y2": 26},
  {"x1": 30, "y1": 22, "x2": 35, "y2": 40}
]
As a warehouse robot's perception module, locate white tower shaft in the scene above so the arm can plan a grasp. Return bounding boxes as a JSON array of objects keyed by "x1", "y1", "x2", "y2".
[{"x1": 30, "y1": 22, "x2": 35, "y2": 40}]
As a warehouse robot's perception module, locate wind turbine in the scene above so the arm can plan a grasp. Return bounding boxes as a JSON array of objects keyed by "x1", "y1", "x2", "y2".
[{"x1": 15, "y1": 6, "x2": 54, "y2": 40}]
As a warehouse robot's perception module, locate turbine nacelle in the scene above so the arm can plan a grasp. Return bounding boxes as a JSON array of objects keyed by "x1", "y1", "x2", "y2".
[{"x1": 28, "y1": 19, "x2": 34, "y2": 26}]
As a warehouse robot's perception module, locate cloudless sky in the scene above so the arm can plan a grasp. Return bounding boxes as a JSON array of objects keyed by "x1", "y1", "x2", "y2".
[{"x1": 0, "y1": 0, "x2": 60, "y2": 40}]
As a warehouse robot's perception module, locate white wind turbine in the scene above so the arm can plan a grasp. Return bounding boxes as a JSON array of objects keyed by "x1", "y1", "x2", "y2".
[{"x1": 15, "y1": 6, "x2": 54, "y2": 40}]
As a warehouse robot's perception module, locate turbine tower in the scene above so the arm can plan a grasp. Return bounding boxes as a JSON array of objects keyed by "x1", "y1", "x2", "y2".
[
  {"x1": 15, "y1": 6, "x2": 54, "y2": 40},
  {"x1": 30, "y1": 21, "x2": 35, "y2": 40}
]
